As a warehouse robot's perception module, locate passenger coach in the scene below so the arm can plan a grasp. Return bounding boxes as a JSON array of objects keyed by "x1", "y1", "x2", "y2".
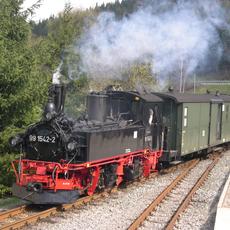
[{"x1": 156, "y1": 92, "x2": 230, "y2": 163}]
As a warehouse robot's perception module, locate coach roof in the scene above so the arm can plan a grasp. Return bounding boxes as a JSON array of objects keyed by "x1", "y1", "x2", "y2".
[{"x1": 153, "y1": 92, "x2": 230, "y2": 103}]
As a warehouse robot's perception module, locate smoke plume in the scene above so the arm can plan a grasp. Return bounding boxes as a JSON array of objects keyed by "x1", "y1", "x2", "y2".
[
  {"x1": 52, "y1": 61, "x2": 63, "y2": 84},
  {"x1": 76, "y1": 0, "x2": 229, "y2": 85}
]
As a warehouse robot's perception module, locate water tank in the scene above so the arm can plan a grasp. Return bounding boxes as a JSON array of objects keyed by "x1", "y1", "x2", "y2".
[{"x1": 87, "y1": 94, "x2": 109, "y2": 122}]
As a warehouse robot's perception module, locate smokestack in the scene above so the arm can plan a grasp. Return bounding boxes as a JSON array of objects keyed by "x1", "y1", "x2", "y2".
[
  {"x1": 43, "y1": 84, "x2": 66, "y2": 120},
  {"x1": 52, "y1": 84, "x2": 66, "y2": 114}
]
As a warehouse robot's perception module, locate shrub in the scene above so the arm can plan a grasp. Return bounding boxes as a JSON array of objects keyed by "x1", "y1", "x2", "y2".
[
  {"x1": 0, "y1": 184, "x2": 12, "y2": 198},
  {"x1": 0, "y1": 154, "x2": 18, "y2": 187}
]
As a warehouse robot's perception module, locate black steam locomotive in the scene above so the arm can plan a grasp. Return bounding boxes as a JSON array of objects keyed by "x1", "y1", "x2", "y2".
[{"x1": 10, "y1": 83, "x2": 230, "y2": 204}]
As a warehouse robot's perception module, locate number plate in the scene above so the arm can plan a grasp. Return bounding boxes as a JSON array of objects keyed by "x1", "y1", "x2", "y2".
[{"x1": 29, "y1": 135, "x2": 56, "y2": 143}]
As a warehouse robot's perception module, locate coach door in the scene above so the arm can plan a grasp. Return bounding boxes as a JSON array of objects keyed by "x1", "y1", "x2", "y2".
[
  {"x1": 209, "y1": 102, "x2": 223, "y2": 145},
  {"x1": 216, "y1": 104, "x2": 222, "y2": 140}
]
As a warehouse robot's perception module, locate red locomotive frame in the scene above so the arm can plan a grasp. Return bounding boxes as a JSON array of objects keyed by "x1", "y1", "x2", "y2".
[{"x1": 12, "y1": 149, "x2": 162, "y2": 196}]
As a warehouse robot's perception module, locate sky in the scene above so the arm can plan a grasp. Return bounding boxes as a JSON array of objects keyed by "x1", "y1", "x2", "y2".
[{"x1": 23, "y1": 0, "x2": 117, "y2": 21}]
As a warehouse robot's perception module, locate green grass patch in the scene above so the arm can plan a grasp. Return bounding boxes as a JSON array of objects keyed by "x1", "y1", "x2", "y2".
[
  {"x1": 196, "y1": 85, "x2": 230, "y2": 94},
  {"x1": 0, "y1": 196, "x2": 27, "y2": 210}
]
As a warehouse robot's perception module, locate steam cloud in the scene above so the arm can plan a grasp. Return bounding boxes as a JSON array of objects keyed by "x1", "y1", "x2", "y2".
[
  {"x1": 76, "y1": 0, "x2": 229, "y2": 84},
  {"x1": 52, "y1": 61, "x2": 63, "y2": 84}
]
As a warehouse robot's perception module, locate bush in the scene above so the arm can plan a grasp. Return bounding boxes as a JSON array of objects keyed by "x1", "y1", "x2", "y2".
[
  {"x1": 0, "y1": 184, "x2": 12, "y2": 198},
  {"x1": 0, "y1": 154, "x2": 18, "y2": 187}
]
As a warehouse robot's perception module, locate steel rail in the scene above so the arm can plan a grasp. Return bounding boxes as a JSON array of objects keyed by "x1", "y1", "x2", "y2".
[
  {"x1": 165, "y1": 157, "x2": 220, "y2": 230},
  {"x1": 0, "y1": 207, "x2": 57, "y2": 230},
  {"x1": 0, "y1": 205, "x2": 27, "y2": 221},
  {"x1": 127, "y1": 159, "x2": 200, "y2": 230}
]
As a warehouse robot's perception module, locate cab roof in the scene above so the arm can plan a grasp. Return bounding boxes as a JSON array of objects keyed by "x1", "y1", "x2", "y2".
[{"x1": 107, "y1": 91, "x2": 163, "y2": 102}]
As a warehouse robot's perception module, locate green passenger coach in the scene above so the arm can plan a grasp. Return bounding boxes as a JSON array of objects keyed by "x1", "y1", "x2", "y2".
[{"x1": 154, "y1": 92, "x2": 230, "y2": 162}]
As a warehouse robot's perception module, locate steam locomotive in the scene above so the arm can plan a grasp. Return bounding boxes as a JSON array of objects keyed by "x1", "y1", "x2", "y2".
[{"x1": 10, "y1": 83, "x2": 230, "y2": 204}]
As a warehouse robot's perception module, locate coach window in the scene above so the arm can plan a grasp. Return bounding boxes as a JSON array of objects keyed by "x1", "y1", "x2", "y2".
[
  {"x1": 222, "y1": 104, "x2": 225, "y2": 112},
  {"x1": 184, "y1": 107, "x2": 188, "y2": 117},
  {"x1": 184, "y1": 107, "x2": 188, "y2": 127}
]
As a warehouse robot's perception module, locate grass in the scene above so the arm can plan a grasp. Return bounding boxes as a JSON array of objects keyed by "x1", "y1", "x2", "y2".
[
  {"x1": 196, "y1": 85, "x2": 230, "y2": 94},
  {"x1": 0, "y1": 196, "x2": 28, "y2": 210}
]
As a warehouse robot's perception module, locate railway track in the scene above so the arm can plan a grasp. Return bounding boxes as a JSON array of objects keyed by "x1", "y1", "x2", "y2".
[
  {"x1": 128, "y1": 157, "x2": 220, "y2": 230},
  {"x1": 0, "y1": 206, "x2": 27, "y2": 222},
  {"x1": 0, "y1": 154, "x2": 220, "y2": 230},
  {"x1": 0, "y1": 191, "x2": 114, "y2": 230}
]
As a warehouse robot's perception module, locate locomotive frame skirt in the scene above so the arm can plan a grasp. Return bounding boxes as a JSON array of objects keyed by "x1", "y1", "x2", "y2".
[{"x1": 12, "y1": 183, "x2": 80, "y2": 204}]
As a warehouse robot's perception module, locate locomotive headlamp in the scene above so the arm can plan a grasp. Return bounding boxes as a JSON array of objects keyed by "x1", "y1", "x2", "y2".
[
  {"x1": 9, "y1": 135, "x2": 23, "y2": 147},
  {"x1": 67, "y1": 142, "x2": 76, "y2": 151},
  {"x1": 10, "y1": 137, "x2": 17, "y2": 147}
]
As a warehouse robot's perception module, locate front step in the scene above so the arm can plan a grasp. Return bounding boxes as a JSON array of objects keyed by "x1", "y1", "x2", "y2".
[{"x1": 170, "y1": 160, "x2": 182, "y2": 165}]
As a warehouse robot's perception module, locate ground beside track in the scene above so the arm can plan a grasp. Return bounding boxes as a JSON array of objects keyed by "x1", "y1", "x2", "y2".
[
  {"x1": 138, "y1": 159, "x2": 212, "y2": 230},
  {"x1": 174, "y1": 151, "x2": 230, "y2": 230},
  {"x1": 0, "y1": 197, "x2": 28, "y2": 212}
]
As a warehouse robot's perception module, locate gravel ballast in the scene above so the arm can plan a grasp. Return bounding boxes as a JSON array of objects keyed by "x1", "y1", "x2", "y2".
[
  {"x1": 29, "y1": 151, "x2": 230, "y2": 230},
  {"x1": 174, "y1": 151, "x2": 230, "y2": 230},
  {"x1": 31, "y1": 170, "x2": 183, "y2": 230},
  {"x1": 140, "y1": 159, "x2": 212, "y2": 230}
]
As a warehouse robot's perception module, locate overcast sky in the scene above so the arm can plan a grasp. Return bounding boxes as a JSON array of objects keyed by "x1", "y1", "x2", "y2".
[{"x1": 23, "y1": 0, "x2": 117, "y2": 21}]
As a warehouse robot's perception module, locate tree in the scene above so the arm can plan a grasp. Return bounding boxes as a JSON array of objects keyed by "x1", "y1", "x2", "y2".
[
  {"x1": 64, "y1": 75, "x2": 89, "y2": 118},
  {"x1": 123, "y1": 63, "x2": 157, "y2": 91},
  {"x1": 0, "y1": 0, "x2": 50, "y2": 153}
]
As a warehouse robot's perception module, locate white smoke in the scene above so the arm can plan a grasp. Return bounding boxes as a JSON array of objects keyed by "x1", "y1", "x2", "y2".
[
  {"x1": 77, "y1": 0, "x2": 229, "y2": 84},
  {"x1": 52, "y1": 61, "x2": 63, "y2": 84}
]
